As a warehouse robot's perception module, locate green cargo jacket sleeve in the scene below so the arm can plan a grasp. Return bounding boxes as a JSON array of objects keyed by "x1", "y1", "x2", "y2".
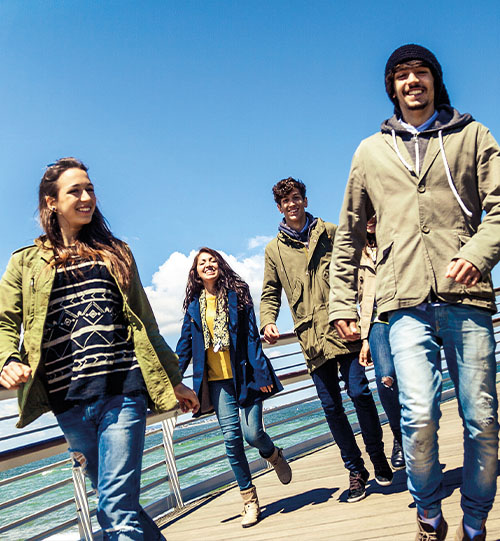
[
  {"x1": 260, "y1": 242, "x2": 283, "y2": 333},
  {"x1": 0, "y1": 250, "x2": 25, "y2": 371}
]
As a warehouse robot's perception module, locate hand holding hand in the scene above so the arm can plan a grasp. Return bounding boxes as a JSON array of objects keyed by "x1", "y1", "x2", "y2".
[
  {"x1": 445, "y1": 258, "x2": 481, "y2": 288},
  {"x1": 333, "y1": 319, "x2": 360, "y2": 341},
  {"x1": 0, "y1": 361, "x2": 32, "y2": 390},
  {"x1": 263, "y1": 323, "x2": 280, "y2": 345},
  {"x1": 173, "y1": 383, "x2": 200, "y2": 414}
]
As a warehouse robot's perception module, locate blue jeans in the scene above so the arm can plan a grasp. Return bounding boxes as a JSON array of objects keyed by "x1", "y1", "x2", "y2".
[
  {"x1": 368, "y1": 322, "x2": 402, "y2": 440},
  {"x1": 311, "y1": 353, "x2": 385, "y2": 473},
  {"x1": 389, "y1": 304, "x2": 499, "y2": 530},
  {"x1": 56, "y1": 394, "x2": 165, "y2": 541},
  {"x1": 209, "y1": 379, "x2": 275, "y2": 490}
]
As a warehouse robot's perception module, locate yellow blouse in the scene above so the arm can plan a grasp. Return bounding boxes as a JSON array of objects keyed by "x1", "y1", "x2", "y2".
[{"x1": 205, "y1": 294, "x2": 233, "y2": 381}]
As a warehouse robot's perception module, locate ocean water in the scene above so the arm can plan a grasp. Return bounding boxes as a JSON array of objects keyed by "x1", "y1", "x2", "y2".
[
  {"x1": 0, "y1": 365, "x2": 479, "y2": 541},
  {"x1": 0, "y1": 398, "x2": 330, "y2": 541}
]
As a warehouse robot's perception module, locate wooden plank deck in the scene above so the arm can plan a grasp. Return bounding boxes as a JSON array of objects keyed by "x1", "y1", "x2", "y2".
[{"x1": 160, "y1": 386, "x2": 500, "y2": 541}]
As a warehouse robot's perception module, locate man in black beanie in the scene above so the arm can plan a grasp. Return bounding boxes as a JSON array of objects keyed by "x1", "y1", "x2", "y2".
[{"x1": 330, "y1": 44, "x2": 500, "y2": 541}]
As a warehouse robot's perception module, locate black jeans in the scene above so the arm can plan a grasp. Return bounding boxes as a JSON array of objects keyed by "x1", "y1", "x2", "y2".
[{"x1": 311, "y1": 353, "x2": 384, "y2": 472}]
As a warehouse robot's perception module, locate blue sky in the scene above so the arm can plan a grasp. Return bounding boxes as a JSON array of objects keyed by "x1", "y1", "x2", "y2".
[{"x1": 1, "y1": 1, "x2": 500, "y2": 439}]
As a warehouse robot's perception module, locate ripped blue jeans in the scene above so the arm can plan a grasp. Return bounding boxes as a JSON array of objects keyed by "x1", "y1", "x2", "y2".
[
  {"x1": 56, "y1": 393, "x2": 165, "y2": 541},
  {"x1": 389, "y1": 304, "x2": 499, "y2": 530}
]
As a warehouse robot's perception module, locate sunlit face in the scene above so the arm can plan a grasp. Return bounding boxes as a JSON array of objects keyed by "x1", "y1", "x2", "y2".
[
  {"x1": 277, "y1": 187, "x2": 308, "y2": 230},
  {"x1": 196, "y1": 252, "x2": 219, "y2": 288},
  {"x1": 393, "y1": 61, "x2": 435, "y2": 119},
  {"x1": 366, "y1": 215, "x2": 377, "y2": 234},
  {"x1": 46, "y1": 168, "x2": 96, "y2": 239}
]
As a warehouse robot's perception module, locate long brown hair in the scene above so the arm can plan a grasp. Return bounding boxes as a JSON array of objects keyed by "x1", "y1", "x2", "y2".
[
  {"x1": 182, "y1": 247, "x2": 252, "y2": 312},
  {"x1": 38, "y1": 157, "x2": 132, "y2": 289}
]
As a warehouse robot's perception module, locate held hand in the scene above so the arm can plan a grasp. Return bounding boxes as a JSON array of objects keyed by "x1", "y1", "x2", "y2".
[
  {"x1": 358, "y1": 339, "x2": 372, "y2": 367},
  {"x1": 173, "y1": 383, "x2": 200, "y2": 414},
  {"x1": 445, "y1": 258, "x2": 481, "y2": 288},
  {"x1": 259, "y1": 385, "x2": 274, "y2": 393},
  {"x1": 263, "y1": 323, "x2": 280, "y2": 345},
  {"x1": 333, "y1": 319, "x2": 360, "y2": 341},
  {"x1": 0, "y1": 361, "x2": 32, "y2": 390}
]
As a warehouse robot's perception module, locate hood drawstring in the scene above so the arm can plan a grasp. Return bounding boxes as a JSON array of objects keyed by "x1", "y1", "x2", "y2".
[
  {"x1": 390, "y1": 128, "x2": 474, "y2": 219},
  {"x1": 438, "y1": 130, "x2": 473, "y2": 217},
  {"x1": 391, "y1": 129, "x2": 413, "y2": 173}
]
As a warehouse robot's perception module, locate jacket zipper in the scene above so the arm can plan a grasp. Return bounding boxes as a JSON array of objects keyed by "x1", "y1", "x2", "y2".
[{"x1": 413, "y1": 133, "x2": 420, "y2": 176}]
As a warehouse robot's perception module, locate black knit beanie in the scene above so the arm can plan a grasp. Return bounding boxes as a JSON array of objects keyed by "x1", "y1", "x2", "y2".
[{"x1": 385, "y1": 44, "x2": 451, "y2": 114}]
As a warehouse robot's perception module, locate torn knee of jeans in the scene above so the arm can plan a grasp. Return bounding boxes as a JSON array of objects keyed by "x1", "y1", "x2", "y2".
[
  {"x1": 479, "y1": 416, "x2": 495, "y2": 428},
  {"x1": 381, "y1": 376, "x2": 394, "y2": 388},
  {"x1": 70, "y1": 450, "x2": 87, "y2": 473}
]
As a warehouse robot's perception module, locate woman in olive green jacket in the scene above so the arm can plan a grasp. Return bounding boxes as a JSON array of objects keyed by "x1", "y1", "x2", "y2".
[{"x1": 0, "y1": 157, "x2": 198, "y2": 540}]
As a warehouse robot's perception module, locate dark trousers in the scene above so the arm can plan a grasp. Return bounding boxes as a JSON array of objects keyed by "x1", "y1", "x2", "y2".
[{"x1": 311, "y1": 352, "x2": 384, "y2": 472}]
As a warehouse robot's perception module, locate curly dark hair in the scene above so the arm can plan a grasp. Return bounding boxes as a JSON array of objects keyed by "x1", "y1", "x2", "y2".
[
  {"x1": 38, "y1": 157, "x2": 132, "y2": 289},
  {"x1": 182, "y1": 247, "x2": 253, "y2": 312},
  {"x1": 272, "y1": 177, "x2": 306, "y2": 205}
]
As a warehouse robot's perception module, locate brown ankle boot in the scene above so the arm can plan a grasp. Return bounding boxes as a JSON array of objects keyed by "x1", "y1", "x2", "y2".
[
  {"x1": 264, "y1": 446, "x2": 292, "y2": 484},
  {"x1": 415, "y1": 513, "x2": 448, "y2": 541},
  {"x1": 240, "y1": 485, "x2": 260, "y2": 528}
]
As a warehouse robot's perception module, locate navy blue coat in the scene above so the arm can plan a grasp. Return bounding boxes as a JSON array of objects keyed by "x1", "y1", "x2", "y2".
[{"x1": 176, "y1": 290, "x2": 283, "y2": 417}]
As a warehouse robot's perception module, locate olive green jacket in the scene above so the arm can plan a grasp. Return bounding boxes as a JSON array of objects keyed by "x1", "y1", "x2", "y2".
[
  {"x1": 0, "y1": 240, "x2": 182, "y2": 428},
  {"x1": 260, "y1": 218, "x2": 360, "y2": 373},
  {"x1": 330, "y1": 112, "x2": 500, "y2": 322}
]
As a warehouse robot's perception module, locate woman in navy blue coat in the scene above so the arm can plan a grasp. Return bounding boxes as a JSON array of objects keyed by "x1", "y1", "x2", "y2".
[{"x1": 176, "y1": 247, "x2": 291, "y2": 527}]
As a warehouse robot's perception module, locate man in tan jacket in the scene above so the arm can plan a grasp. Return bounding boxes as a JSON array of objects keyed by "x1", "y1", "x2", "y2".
[
  {"x1": 261, "y1": 177, "x2": 391, "y2": 504},
  {"x1": 330, "y1": 44, "x2": 500, "y2": 541}
]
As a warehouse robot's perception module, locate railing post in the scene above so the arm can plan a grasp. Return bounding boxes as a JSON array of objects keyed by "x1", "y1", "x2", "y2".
[
  {"x1": 161, "y1": 413, "x2": 183, "y2": 510},
  {"x1": 72, "y1": 465, "x2": 94, "y2": 540}
]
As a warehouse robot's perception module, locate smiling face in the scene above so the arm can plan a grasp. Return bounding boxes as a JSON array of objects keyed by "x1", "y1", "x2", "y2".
[
  {"x1": 46, "y1": 168, "x2": 96, "y2": 244},
  {"x1": 277, "y1": 187, "x2": 308, "y2": 231},
  {"x1": 196, "y1": 251, "x2": 220, "y2": 289},
  {"x1": 393, "y1": 61, "x2": 435, "y2": 121}
]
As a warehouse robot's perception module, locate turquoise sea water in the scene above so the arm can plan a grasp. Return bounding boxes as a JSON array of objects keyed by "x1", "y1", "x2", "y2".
[
  {"x1": 0, "y1": 397, "x2": 330, "y2": 541},
  {"x1": 2, "y1": 362, "x2": 497, "y2": 541}
]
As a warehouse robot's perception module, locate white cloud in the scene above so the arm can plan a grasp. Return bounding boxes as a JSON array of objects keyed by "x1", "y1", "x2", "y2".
[
  {"x1": 144, "y1": 249, "x2": 266, "y2": 338},
  {"x1": 247, "y1": 235, "x2": 273, "y2": 250}
]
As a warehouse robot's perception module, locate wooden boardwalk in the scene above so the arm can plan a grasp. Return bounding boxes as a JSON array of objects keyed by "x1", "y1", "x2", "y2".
[{"x1": 160, "y1": 385, "x2": 500, "y2": 541}]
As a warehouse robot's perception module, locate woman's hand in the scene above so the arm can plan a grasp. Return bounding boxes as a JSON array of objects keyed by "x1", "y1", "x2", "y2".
[
  {"x1": 260, "y1": 385, "x2": 273, "y2": 393},
  {"x1": 358, "y1": 339, "x2": 372, "y2": 367},
  {"x1": 0, "y1": 361, "x2": 32, "y2": 390},
  {"x1": 173, "y1": 382, "x2": 200, "y2": 414}
]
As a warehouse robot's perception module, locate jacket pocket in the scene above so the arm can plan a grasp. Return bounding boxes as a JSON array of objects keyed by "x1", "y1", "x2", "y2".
[
  {"x1": 294, "y1": 304, "x2": 328, "y2": 362},
  {"x1": 375, "y1": 240, "x2": 396, "y2": 303},
  {"x1": 456, "y1": 234, "x2": 495, "y2": 299},
  {"x1": 290, "y1": 279, "x2": 305, "y2": 318}
]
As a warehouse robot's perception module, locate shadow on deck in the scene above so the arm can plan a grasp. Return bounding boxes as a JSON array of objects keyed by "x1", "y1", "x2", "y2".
[{"x1": 160, "y1": 385, "x2": 500, "y2": 541}]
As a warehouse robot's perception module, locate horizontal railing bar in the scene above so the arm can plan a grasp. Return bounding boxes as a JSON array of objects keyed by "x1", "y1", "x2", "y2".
[
  {"x1": 0, "y1": 456, "x2": 70, "y2": 487},
  {"x1": 0, "y1": 494, "x2": 75, "y2": 534},
  {"x1": 177, "y1": 451, "x2": 229, "y2": 477},
  {"x1": 24, "y1": 517, "x2": 80, "y2": 541},
  {"x1": 0, "y1": 476, "x2": 72, "y2": 511},
  {"x1": 0, "y1": 422, "x2": 60, "y2": 442}
]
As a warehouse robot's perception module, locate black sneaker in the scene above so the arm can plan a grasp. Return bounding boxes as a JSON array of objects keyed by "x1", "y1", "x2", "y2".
[
  {"x1": 373, "y1": 454, "x2": 393, "y2": 486},
  {"x1": 390, "y1": 438, "x2": 405, "y2": 470},
  {"x1": 347, "y1": 468, "x2": 369, "y2": 503}
]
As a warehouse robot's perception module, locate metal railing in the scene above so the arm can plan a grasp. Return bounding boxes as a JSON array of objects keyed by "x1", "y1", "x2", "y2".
[{"x1": 1, "y1": 290, "x2": 499, "y2": 540}]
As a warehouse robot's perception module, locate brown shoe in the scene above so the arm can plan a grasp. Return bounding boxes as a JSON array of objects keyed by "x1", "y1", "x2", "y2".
[
  {"x1": 454, "y1": 519, "x2": 486, "y2": 541},
  {"x1": 264, "y1": 446, "x2": 292, "y2": 485},
  {"x1": 415, "y1": 513, "x2": 448, "y2": 541},
  {"x1": 240, "y1": 485, "x2": 260, "y2": 528}
]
